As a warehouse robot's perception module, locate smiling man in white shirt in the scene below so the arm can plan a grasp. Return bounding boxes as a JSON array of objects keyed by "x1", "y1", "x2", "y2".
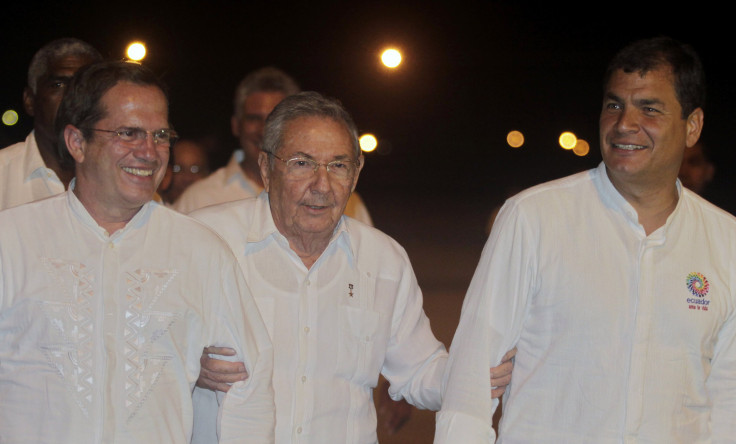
[
  {"x1": 0, "y1": 60, "x2": 274, "y2": 443},
  {"x1": 190, "y1": 92, "x2": 513, "y2": 443},
  {"x1": 435, "y1": 36, "x2": 736, "y2": 443}
]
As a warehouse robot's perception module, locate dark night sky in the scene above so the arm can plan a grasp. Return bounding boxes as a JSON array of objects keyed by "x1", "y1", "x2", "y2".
[{"x1": 2, "y1": 1, "x2": 734, "y2": 210}]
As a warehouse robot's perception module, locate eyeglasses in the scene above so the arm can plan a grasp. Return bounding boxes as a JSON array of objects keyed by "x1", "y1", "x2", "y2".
[
  {"x1": 82, "y1": 127, "x2": 179, "y2": 146},
  {"x1": 267, "y1": 152, "x2": 359, "y2": 180}
]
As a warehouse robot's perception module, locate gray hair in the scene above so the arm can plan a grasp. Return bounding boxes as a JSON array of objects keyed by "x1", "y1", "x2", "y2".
[
  {"x1": 262, "y1": 91, "x2": 360, "y2": 159},
  {"x1": 27, "y1": 38, "x2": 102, "y2": 94},
  {"x1": 232, "y1": 67, "x2": 300, "y2": 120}
]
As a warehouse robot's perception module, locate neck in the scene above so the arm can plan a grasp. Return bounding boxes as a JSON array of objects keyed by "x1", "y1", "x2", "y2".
[
  {"x1": 607, "y1": 169, "x2": 679, "y2": 235},
  {"x1": 73, "y1": 184, "x2": 142, "y2": 236},
  {"x1": 287, "y1": 235, "x2": 331, "y2": 269}
]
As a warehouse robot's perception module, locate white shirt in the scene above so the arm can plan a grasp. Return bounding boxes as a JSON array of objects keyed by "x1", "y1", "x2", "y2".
[
  {"x1": 0, "y1": 190, "x2": 275, "y2": 443},
  {"x1": 191, "y1": 193, "x2": 446, "y2": 444},
  {"x1": 435, "y1": 162, "x2": 736, "y2": 444},
  {"x1": 0, "y1": 131, "x2": 65, "y2": 211},
  {"x1": 173, "y1": 149, "x2": 374, "y2": 225}
]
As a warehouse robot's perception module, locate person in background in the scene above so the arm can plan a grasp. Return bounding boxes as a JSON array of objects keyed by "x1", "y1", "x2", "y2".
[
  {"x1": 0, "y1": 37, "x2": 101, "y2": 210},
  {"x1": 678, "y1": 140, "x2": 714, "y2": 195},
  {"x1": 158, "y1": 138, "x2": 211, "y2": 205}
]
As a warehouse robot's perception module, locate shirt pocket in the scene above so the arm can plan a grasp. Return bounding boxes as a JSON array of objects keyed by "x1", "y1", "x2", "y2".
[{"x1": 335, "y1": 305, "x2": 380, "y2": 384}]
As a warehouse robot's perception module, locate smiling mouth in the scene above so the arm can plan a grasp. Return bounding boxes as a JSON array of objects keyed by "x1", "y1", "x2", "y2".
[
  {"x1": 612, "y1": 143, "x2": 647, "y2": 151},
  {"x1": 122, "y1": 166, "x2": 154, "y2": 177}
]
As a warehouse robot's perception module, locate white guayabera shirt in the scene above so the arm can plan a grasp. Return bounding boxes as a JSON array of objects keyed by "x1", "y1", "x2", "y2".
[
  {"x1": 436, "y1": 162, "x2": 736, "y2": 444},
  {"x1": 0, "y1": 190, "x2": 275, "y2": 443},
  {"x1": 191, "y1": 192, "x2": 447, "y2": 444}
]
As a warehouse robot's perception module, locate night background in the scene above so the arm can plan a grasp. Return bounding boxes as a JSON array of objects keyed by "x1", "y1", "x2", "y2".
[
  {"x1": 2, "y1": 1, "x2": 733, "y2": 212},
  {"x1": 1, "y1": 2, "x2": 734, "y2": 441}
]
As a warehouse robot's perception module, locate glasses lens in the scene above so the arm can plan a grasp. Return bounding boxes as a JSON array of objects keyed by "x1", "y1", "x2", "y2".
[
  {"x1": 154, "y1": 129, "x2": 175, "y2": 145},
  {"x1": 286, "y1": 158, "x2": 316, "y2": 179},
  {"x1": 117, "y1": 128, "x2": 140, "y2": 142},
  {"x1": 328, "y1": 161, "x2": 354, "y2": 179}
]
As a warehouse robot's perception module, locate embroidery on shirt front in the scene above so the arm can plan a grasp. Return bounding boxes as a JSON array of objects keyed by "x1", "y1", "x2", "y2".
[
  {"x1": 685, "y1": 272, "x2": 711, "y2": 311},
  {"x1": 123, "y1": 268, "x2": 179, "y2": 423},
  {"x1": 38, "y1": 257, "x2": 96, "y2": 418},
  {"x1": 348, "y1": 283, "x2": 354, "y2": 297}
]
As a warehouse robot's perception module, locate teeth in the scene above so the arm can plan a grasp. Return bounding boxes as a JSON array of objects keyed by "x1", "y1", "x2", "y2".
[
  {"x1": 122, "y1": 167, "x2": 154, "y2": 177},
  {"x1": 613, "y1": 144, "x2": 646, "y2": 151}
]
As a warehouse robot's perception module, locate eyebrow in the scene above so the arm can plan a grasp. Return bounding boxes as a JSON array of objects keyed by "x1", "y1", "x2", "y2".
[
  {"x1": 287, "y1": 151, "x2": 352, "y2": 161},
  {"x1": 604, "y1": 92, "x2": 665, "y2": 108}
]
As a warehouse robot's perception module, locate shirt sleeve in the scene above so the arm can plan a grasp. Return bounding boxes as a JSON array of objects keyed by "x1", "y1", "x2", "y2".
[
  {"x1": 207, "y1": 252, "x2": 275, "y2": 443},
  {"x1": 434, "y1": 200, "x2": 535, "y2": 443},
  {"x1": 708, "y1": 298, "x2": 736, "y2": 443},
  {"x1": 379, "y1": 246, "x2": 448, "y2": 411}
]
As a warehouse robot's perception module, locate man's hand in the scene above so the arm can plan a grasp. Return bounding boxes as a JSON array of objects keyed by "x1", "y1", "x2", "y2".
[
  {"x1": 197, "y1": 346, "x2": 248, "y2": 392},
  {"x1": 377, "y1": 380, "x2": 412, "y2": 435},
  {"x1": 490, "y1": 347, "x2": 517, "y2": 398}
]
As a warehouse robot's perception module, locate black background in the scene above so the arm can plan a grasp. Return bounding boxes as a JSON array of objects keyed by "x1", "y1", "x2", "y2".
[{"x1": 2, "y1": 1, "x2": 734, "y2": 212}]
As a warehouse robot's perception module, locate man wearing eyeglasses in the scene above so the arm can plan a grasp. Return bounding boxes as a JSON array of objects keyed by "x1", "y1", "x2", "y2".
[
  {"x1": 0, "y1": 38, "x2": 101, "y2": 211},
  {"x1": 0, "y1": 61, "x2": 274, "y2": 443},
  {"x1": 172, "y1": 67, "x2": 372, "y2": 225},
  {"x1": 189, "y1": 91, "x2": 513, "y2": 443}
]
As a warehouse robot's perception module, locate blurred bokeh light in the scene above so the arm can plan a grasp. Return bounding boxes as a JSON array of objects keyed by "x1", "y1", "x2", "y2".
[
  {"x1": 2, "y1": 109, "x2": 19, "y2": 126},
  {"x1": 573, "y1": 139, "x2": 590, "y2": 156},
  {"x1": 558, "y1": 131, "x2": 577, "y2": 150},
  {"x1": 506, "y1": 130, "x2": 524, "y2": 148},
  {"x1": 381, "y1": 48, "x2": 402, "y2": 68},
  {"x1": 126, "y1": 42, "x2": 147, "y2": 61},
  {"x1": 359, "y1": 133, "x2": 378, "y2": 152}
]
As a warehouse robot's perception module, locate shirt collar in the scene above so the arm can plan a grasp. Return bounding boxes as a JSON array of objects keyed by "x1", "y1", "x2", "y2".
[
  {"x1": 66, "y1": 178, "x2": 155, "y2": 240},
  {"x1": 23, "y1": 132, "x2": 61, "y2": 183},
  {"x1": 248, "y1": 191, "x2": 355, "y2": 264},
  {"x1": 594, "y1": 161, "x2": 682, "y2": 238}
]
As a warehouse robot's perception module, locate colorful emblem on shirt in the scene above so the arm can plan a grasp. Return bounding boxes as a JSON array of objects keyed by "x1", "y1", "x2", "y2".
[
  {"x1": 686, "y1": 272, "x2": 710, "y2": 297},
  {"x1": 685, "y1": 272, "x2": 711, "y2": 311}
]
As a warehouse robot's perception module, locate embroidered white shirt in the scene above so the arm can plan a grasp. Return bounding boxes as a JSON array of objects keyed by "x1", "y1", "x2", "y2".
[
  {"x1": 172, "y1": 149, "x2": 373, "y2": 225},
  {"x1": 0, "y1": 190, "x2": 275, "y2": 443},
  {"x1": 191, "y1": 192, "x2": 446, "y2": 443},
  {"x1": 435, "y1": 162, "x2": 736, "y2": 443},
  {"x1": 0, "y1": 131, "x2": 65, "y2": 211}
]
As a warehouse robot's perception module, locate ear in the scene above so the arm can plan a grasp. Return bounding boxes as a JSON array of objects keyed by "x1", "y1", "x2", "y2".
[
  {"x1": 64, "y1": 125, "x2": 87, "y2": 164},
  {"x1": 685, "y1": 107, "x2": 704, "y2": 148},
  {"x1": 350, "y1": 154, "x2": 364, "y2": 193},
  {"x1": 22, "y1": 87, "x2": 35, "y2": 116},
  {"x1": 159, "y1": 165, "x2": 173, "y2": 192},
  {"x1": 258, "y1": 151, "x2": 271, "y2": 192}
]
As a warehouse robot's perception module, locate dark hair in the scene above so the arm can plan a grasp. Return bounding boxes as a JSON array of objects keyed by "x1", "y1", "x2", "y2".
[
  {"x1": 55, "y1": 60, "x2": 169, "y2": 166},
  {"x1": 603, "y1": 36, "x2": 706, "y2": 118},
  {"x1": 262, "y1": 91, "x2": 360, "y2": 159}
]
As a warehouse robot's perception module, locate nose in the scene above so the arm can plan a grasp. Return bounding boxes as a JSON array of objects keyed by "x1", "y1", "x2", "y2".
[
  {"x1": 134, "y1": 133, "x2": 161, "y2": 161},
  {"x1": 614, "y1": 107, "x2": 640, "y2": 134},
  {"x1": 310, "y1": 163, "x2": 332, "y2": 192}
]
